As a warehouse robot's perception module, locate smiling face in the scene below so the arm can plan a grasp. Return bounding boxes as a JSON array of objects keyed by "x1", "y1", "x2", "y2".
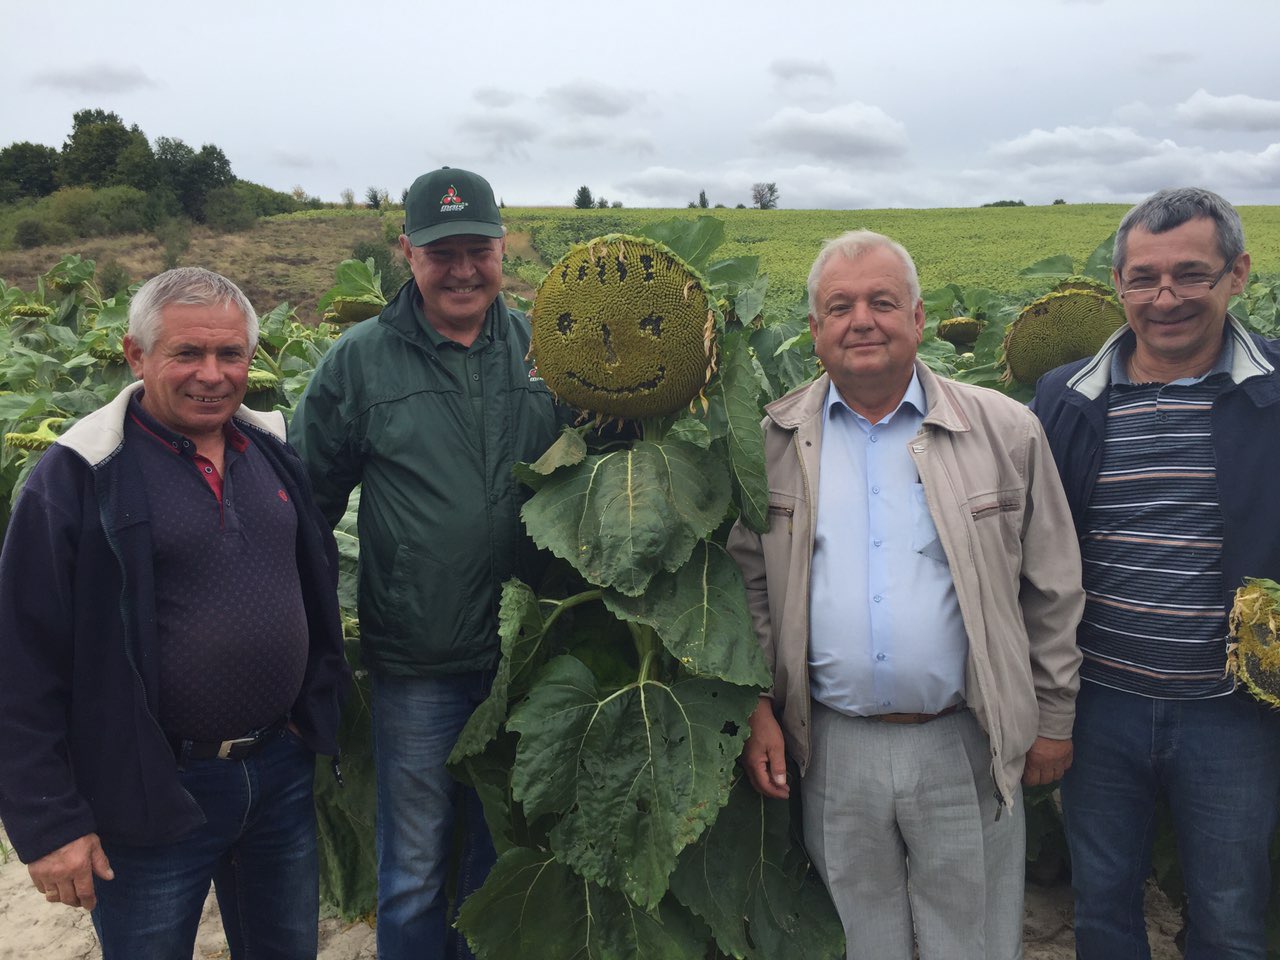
[
  {"x1": 1114, "y1": 217, "x2": 1250, "y2": 380},
  {"x1": 809, "y1": 245, "x2": 924, "y2": 416},
  {"x1": 400, "y1": 232, "x2": 505, "y2": 340},
  {"x1": 123, "y1": 301, "x2": 251, "y2": 447},
  {"x1": 531, "y1": 236, "x2": 713, "y2": 418}
]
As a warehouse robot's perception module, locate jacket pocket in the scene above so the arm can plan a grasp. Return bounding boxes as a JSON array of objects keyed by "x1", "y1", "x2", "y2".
[{"x1": 385, "y1": 543, "x2": 475, "y2": 652}]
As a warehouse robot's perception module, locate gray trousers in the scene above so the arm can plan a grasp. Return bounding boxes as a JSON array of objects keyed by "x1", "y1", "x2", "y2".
[{"x1": 803, "y1": 702, "x2": 1025, "y2": 960}]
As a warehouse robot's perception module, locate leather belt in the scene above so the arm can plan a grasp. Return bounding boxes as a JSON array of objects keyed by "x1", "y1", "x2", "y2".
[
  {"x1": 868, "y1": 703, "x2": 962, "y2": 725},
  {"x1": 173, "y1": 717, "x2": 288, "y2": 761}
]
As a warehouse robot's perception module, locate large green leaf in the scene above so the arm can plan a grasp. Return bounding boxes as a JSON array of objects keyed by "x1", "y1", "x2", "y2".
[
  {"x1": 713, "y1": 330, "x2": 769, "y2": 532},
  {"x1": 603, "y1": 541, "x2": 770, "y2": 688},
  {"x1": 507, "y1": 656, "x2": 757, "y2": 908},
  {"x1": 452, "y1": 732, "x2": 523, "y2": 855},
  {"x1": 450, "y1": 579, "x2": 549, "y2": 762},
  {"x1": 1018, "y1": 253, "x2": 1075, "y2": 278},
  {"x1": 1083, "y1": 231, "x2": 1117, "y2": 284},
  {"x1": 314, "y1": 637, "x2": 378, "y2": 919},
  {"x1": 513, "y1": 426, "x2": 588, "y2": 490},
  {"x1": 705, "y1": 255, "x2": 760, "y2": 290},
  {"x1": 670, "y1": 777, "x2": 845, "y2": 960},
  {"x1": 520, "y1": 440, "x2": 730, "y2": 596},
  {"x1": 749, "y1": 305, "x2": 816, "y2": 398},
  {"x1": 639, "y1": 216, "x2": 725, "y2": 273},
  {"x1": 456, "y1": 847, "x2": 709, "y2": 960}
]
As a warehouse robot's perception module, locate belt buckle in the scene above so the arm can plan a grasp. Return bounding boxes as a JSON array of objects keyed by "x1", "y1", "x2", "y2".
[{"x1": 216, "y1": 734, "x2": 259, "y2": 760}]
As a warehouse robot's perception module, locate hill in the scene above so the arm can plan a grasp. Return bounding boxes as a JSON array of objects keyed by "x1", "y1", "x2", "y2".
[{"x1": 2, "y1": 205, "x2": 1279, "y2": 322}]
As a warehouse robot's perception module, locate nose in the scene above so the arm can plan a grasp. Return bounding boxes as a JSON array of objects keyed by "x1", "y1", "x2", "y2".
[
  {"x1": 195, "y1": 351, "x2": 223, "y2": 381},
  {"x1": 848, "y1": 301, "x2": 876, "y2": 328},
  {"x1": 449, "y1": 253, "x2": 478, "y2": 276}
]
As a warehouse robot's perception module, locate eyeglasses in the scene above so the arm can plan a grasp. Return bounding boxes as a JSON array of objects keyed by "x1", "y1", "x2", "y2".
[{"x1": 1118, "y1": 260, "x2": 1235, "y2": 304}]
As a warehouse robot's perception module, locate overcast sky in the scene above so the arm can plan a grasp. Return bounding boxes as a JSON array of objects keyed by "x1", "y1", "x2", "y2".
[{"x1": 3, "y1": 0, "x2": 1278, "y2": 209}]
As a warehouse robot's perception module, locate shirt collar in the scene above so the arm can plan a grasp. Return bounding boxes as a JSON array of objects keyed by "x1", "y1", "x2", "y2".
[
  {"x1": 1109, "y1": 326, "x2": 1235, "y2": 387},
  {"x1": 824, "y1": 370, "x2": 928, "y2": 426},
  {"x1": 127, "y1": 391, "x2": 249, "y2": 456},
  {"x1": 411, "y1": 285, "x2": 495, "y2": 350}
]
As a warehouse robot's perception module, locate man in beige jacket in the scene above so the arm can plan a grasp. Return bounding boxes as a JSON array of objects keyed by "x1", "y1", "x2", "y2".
[{"x1": 726, "y1": 230, "x2": 1083, "y2": 960}]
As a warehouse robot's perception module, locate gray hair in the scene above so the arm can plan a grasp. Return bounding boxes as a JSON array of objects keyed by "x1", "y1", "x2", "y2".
[
  {"x1": 1113, "y1": 187, "x2": 1245, "y2": 277},
  {"x1": 127, "y1": 267, "x2": 259, "y2": 353},
  {"x1": 806, "y1": 229, "x2": 921, "y2": 312}
]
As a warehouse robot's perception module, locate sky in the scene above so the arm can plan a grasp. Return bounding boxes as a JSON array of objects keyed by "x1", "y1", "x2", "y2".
[{"x1": 3, "y1": 0, "x2": 1278, "y2": 210}]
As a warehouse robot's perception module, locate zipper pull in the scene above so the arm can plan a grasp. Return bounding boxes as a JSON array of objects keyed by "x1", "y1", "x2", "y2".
[{"x1": 332, "y1": 756, "x2": 345, "y2": 788}]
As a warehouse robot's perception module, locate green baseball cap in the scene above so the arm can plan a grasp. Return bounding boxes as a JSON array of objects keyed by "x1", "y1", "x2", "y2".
[{"x1": 403, "y1": 167, "x2": 504, "y2": 246}]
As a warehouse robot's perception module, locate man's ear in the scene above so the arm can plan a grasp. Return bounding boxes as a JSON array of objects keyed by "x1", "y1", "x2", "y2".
[{"x1": 122, "y1": 335, "x2": 145, "y2": 378}]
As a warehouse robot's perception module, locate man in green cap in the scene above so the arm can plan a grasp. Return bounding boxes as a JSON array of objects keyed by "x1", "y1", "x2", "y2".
[{"x1": 291, "y1": 167, "x2": 560, "y2": 960}]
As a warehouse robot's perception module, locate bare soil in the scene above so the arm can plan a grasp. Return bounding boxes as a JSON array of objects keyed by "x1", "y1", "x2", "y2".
[{"x1": 0, "y1": 215, "x2": 541, "y2": 325}]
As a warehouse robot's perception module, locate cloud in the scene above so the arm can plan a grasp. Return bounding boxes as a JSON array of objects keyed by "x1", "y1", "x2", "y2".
[
  {"x1": 989, "y1": 125, "x2": 1166, "y2": 163},
  {"x1": 31, "y1": 64, "x2": 155, "y2": 95},
  {"x1": 543, "y1": 82, "x2": 638, "y2": 117},
  {"x1": 1175, "y1": 88, "x2": 1280, "y2": 131},
  {"x1": 769, "y1": 58, "x2": 834, "y2": 84},
  {"x1": 616, "y1": 166, "x2": 708, "y2": 203},
  {"x1": 457, "y1": 112, "x2": 541, "y2": 158},
  {"x1": 959, "y1": 137, "x2": 1280, "y2": 206},
  {"x1": 272, "y1": 150, "x2": 315, "y2": 169},
  {"x1": 474, "y1": 87, "x2": 519, "y2": 108},
  {"x1": 756, "y1": 103, "x2": 909, "y2": 162},
  {"x1": 547, "y1": 126, "x2": 656, "y2": 155}
]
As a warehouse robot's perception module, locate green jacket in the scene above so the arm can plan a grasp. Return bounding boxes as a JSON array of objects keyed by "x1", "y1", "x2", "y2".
[{"x1": 290, "y1": 281, "x2": 560, "y2": 676}]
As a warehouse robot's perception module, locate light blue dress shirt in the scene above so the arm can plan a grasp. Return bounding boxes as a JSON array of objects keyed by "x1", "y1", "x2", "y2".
[{"x1": 808, "y1": 373, "x2": 968, "y2": 716}]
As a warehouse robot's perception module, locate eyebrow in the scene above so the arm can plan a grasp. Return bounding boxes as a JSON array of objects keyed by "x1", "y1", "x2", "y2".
[{"x1": 1125, "y1": 257, "x2": 1216, "y2": 274}]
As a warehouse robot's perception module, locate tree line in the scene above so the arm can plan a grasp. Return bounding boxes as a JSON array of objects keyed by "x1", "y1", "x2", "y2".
[
  {"x1": 572, "y1": 183, "x2": 780, "y2": 210},
  {"x1": 0, "y1": 109, "x2": 307, "y2": 250}
]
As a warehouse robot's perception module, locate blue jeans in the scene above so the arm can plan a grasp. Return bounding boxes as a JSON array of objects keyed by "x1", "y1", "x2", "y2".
[
  {"x1": 371, "y1": 670, "x2": 497, "y2": 960},
  {"x1": 1061, "y1": 683, "x2": 1280, "y2": 960},
  {"x1": 92, "y1": 727, "x2": 318, "y2": 960}
]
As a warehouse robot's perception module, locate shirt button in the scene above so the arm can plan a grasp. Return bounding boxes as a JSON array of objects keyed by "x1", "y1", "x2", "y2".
[
  {"x1": 871, "y1": 485, "x2": 880, "y2": 494},
  {"x1": 876, "y1": 652, "x2": 887, "y2": 661},
  {"x1": 873, "y1": 538, "x2": 882, "y2": 547},
  {"x1": 472, "y1": 374, "x2": 480, "y2": 381},
  {"x1": 869, "y1": 435, "x2": 879, "y2": 443},
  {"x1": 1157, "y1": 413, "x2": 1169, "y2": 422},
  {"x1": 204, "y1": 466, "x2": 213, "y2": 474},
  {"x1": 873, "y1": 594, "x2": 882, "y2": 603},
  {"x1": 489, "y1": 493, "x2": 499, "y2": 504}
]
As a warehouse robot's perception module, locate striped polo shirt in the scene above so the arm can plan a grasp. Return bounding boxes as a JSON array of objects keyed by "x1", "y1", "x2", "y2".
[{"x1": 1077, "y1": 339, "x2": 1234, "y2": 699}]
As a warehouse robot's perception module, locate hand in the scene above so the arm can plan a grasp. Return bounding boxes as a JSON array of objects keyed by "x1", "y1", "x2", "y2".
[
  {"x1": 28, "y1": 834, "x2": 114, "y2": 910},
  {"x1": 1022, "y1": 736, "x2": 1073, "y2": 787},
  {"x1": 742, "y1": 699, "x2": 790, "y2": 799}
]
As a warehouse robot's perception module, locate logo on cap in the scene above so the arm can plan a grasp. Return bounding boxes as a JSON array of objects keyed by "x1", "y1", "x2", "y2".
[{"x1": 440, "y1": 185, "x2": 468, "y2": 213}]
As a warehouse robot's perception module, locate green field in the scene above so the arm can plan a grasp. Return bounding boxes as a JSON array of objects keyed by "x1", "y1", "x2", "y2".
[{"x1": 494, "y1": 204, "x2": 1280, "y2": 307}]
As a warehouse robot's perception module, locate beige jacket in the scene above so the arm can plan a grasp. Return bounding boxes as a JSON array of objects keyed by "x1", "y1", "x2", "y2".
[{"x1": 725, "y1": 364, "x2": 1084, "y2": 806}]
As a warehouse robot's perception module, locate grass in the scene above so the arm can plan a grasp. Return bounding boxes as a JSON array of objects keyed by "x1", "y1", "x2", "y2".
[{"x1": 2, "y1": 205, "x2": 1278, "y2": 322}]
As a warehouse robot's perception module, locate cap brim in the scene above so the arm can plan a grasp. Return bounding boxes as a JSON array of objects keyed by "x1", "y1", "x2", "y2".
[{"x1": 408, "y1": 220, "x2": 505, "y2": 246}]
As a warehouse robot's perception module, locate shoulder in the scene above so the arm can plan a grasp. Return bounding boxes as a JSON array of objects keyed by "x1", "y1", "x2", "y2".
[
  {"x1": 764, "y1": 375, "x2": 828, "y2": 431},
  {"x1": 927, "y1": 371, "x2": 1040, "y2": 435},
  {"x1": 1038, "y1": 357, "x2": 1091, "y2": 396}
]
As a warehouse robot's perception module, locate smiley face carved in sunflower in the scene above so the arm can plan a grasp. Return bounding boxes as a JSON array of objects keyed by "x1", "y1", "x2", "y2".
[{"x1": 531, "y1": 235, "x2": 716, "y2": 419}]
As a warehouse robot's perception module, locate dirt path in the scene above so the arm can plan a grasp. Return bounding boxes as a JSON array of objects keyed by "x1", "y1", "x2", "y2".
[{"x1": 0, "y1": 827, "x2": 1181, "y2": 959}]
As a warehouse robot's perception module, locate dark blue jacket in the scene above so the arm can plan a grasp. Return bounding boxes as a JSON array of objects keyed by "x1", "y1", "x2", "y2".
[
  {"x1": 1031, "y1": 320, "x2": 1280, "y2": 604},
  {"x1": 0, "y1": 383, "x2": 349, "y2": 864}
]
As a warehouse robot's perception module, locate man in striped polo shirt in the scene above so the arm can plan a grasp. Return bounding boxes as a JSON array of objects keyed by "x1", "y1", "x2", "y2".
[{"x1": 1033, "y1": 187, "x2": 1280, "y2": 959}]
